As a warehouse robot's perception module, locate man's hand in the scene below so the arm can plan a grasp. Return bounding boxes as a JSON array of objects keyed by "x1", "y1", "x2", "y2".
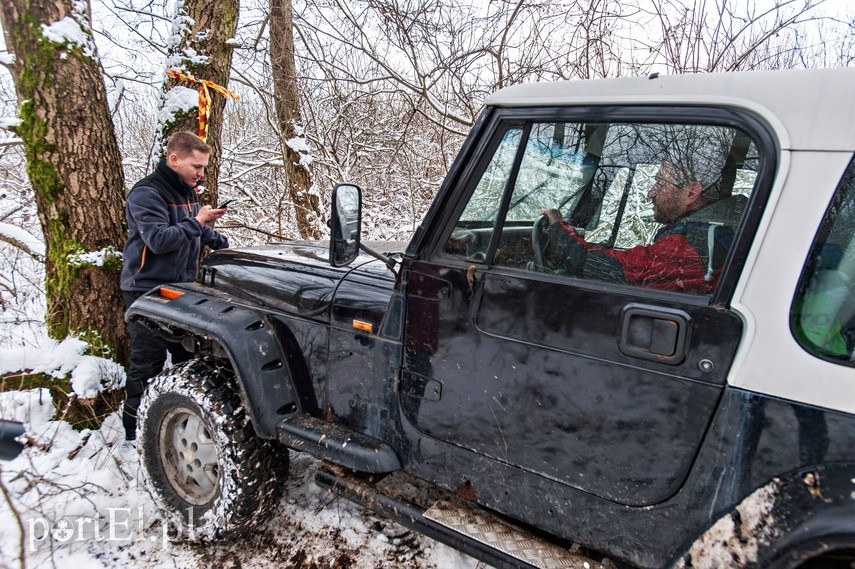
[
  {"x1": 542, "y1": 208, "x2": 563, "y2": 226},
  {"x1": 541, "y1": 208, "x2": 583, "y2": 237},
  {"x1": 196, "y1": 205, "x2": 227, "y2": 225}
]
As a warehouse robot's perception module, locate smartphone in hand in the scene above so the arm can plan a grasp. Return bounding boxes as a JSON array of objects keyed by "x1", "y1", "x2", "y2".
[{"x1": 218, "y1": 199, "x2": 236, "y2": 209}]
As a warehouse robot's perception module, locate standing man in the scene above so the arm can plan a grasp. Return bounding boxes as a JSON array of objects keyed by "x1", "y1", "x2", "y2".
[{"x1": 120, "y1": 132, "x2": 230, "y2": 442}]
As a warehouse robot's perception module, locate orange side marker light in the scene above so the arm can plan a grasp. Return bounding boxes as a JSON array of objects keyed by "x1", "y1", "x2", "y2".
[{"x1": 159, "y1": 287, "x2": 185, "y2": 300}]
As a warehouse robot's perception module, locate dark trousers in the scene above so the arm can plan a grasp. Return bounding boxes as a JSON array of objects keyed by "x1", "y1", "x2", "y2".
[{"x1": 122, "y1": 291, "x2": 191, "y2": 440}]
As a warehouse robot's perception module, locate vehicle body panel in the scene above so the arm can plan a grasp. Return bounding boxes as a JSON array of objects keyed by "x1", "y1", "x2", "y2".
[
  {"x1": 730, "y1": 150, "x2": 855, "y2": 414},
  {"x1": 202, "y1": 244, "x2": 343, "y2": 318},
  {"x1": 401, "y1": 259, "x2": 744, "y2": 506}
]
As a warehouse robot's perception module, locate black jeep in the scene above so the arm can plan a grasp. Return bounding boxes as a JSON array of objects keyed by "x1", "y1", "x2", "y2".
[{"x1": 128, "y1": 68, "x2": 855, "y2": 569}]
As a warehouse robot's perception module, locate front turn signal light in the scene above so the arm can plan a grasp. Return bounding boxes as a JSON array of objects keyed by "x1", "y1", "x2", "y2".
[{"x1": 159, "y1": 287, "x2": 185, "y2": 300}]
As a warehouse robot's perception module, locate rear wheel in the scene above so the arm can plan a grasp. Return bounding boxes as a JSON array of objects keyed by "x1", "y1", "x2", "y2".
[{"x1": 138, "y1": 359, "x2": 288, "y2": 540}]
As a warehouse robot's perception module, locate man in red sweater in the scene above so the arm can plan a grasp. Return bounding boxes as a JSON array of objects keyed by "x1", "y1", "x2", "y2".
[{"x1": 542, "y1": 159, "x2": 741, "y2": 294}]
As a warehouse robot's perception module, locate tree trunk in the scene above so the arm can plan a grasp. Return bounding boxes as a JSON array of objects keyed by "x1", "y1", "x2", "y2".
[
  {"x1": 270, "y1": 0, "x2": 323, "y2": 239},
  {"x1": 0, "y1": 0, "x2": 129, "y2": 361},
  {"x1": 154, "y1": 0, "x2": 239, "y2": 207}
]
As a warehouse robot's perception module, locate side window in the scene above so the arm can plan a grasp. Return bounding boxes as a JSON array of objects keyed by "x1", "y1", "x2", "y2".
[
  {"x1": 490, "y1": 121, "x2": 759, "y2": 295},
  {"x1": 791, "y1": 158, "x2": 855, "y2": 363},
  {"x1": 444, "y1": 127, "x2": 523, "y2": 260}
]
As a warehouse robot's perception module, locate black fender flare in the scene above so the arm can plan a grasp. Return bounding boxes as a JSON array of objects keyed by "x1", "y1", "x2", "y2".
[
  {"x1": 674, "y1": 463, "x2": 855, "y2": 569},
  {"x1": 126, "y1": 284, "x2": 301, "y2": 438},
  {"x1": 762, "y1": 471, "x2": 855, "y2": 569}
]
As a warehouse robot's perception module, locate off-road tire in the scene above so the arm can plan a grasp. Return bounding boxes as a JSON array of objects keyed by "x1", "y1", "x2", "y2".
[{"x1": 138, "y1": 359, "x2": 289, "y2": 541}]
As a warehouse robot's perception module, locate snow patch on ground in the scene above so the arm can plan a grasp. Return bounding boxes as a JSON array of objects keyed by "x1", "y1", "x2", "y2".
[
  {"x1": 70, "y1": 357, "x2": 125, "y2": 398},
  {"x1": 0, "y1": 389, "x2": 54, "y2": 426}
]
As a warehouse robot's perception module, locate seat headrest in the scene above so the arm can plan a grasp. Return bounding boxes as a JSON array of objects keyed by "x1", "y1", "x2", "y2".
[{"x1": 685, "y1": 194, "x2": 749, "y2": 228}]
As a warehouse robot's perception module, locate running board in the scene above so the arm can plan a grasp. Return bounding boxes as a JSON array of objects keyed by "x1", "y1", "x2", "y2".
[
  {"x1": 276, "y1": 414, "x2": 401, "y2": 473},
  {"x1": 315, "y1": 468, "x2": 607, "y2": 569}
]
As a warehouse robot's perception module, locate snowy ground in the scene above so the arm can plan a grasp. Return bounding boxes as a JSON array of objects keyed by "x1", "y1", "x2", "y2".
[{"x1": 0, "y1": 338, "x2": 483, "y2": 569}]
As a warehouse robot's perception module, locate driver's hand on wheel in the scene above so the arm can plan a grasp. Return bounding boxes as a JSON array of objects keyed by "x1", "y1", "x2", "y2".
[
  {"x1": 541, "y1": 208, "x2": 562, "y2": 226},
  {"x1": 541, "y1": 209, "x2": 584, "y2": 238}
]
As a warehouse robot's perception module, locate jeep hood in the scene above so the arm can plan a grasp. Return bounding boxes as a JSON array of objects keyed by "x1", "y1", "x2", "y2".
[{"x1": 200, "y1": 240, "x2": 406, "y2": 320}]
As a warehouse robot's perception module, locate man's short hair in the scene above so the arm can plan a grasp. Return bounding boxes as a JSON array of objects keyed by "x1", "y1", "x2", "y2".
[{"x1": 166, "y1": 132, "x2": 211, "y2": 158}]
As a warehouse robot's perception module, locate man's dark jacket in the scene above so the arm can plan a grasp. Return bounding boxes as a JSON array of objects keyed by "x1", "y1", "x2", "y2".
[{"x1": 120, "y1": 160, "x2": 228, "y2": 292}]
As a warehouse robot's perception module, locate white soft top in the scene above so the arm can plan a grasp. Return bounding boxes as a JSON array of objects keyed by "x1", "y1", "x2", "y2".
[{"x1": 485, "y1": 68, "x2": 855, "y2": 151}]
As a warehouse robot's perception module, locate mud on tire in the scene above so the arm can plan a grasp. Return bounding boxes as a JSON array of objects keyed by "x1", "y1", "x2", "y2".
[{"x1": 138, "y1": 359, "x2": 289, "y2": 541}]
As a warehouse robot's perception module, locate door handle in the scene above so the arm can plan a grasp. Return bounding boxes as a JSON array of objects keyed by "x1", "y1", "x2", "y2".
[{"x1": 619, "y1": 305, "x2": 690, "y2": 364}]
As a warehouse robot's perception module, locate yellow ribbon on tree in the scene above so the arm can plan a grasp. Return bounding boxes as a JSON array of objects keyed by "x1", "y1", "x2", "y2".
[{"x1": 166, "y1": 69, "x2": 240, "y2": 141}]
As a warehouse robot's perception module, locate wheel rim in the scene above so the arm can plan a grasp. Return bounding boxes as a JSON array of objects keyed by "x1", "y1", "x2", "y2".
[{"x1": 159, "y1": 406, "x2": 220, "y2": 505}]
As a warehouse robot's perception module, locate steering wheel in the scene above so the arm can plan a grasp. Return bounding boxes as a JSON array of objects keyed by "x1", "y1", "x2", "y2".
[{"x1": 530, "y1": 214, "x2": 551, "y2": 272}]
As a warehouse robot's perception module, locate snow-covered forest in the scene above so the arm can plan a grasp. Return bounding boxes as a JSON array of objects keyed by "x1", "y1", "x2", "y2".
[{"x1": 0, "y1": 0, "x2": 853, "y2": 566}]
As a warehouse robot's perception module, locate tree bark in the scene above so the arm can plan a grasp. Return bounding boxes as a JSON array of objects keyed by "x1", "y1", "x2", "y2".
[
  {"x1": 156, "y1": 0, "x2": 239, "y2": 206},
  {"x1": 270, "y1": 0, "x2": 323, "y2": 239},
  {"x1": 0, "y1": 0, "x2": 129, "y2": 360}
]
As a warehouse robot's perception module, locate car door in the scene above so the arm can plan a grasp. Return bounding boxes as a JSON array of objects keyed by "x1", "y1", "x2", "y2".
[{"x1": 400, "y1": 108, "x2": 774, "y2": 506}]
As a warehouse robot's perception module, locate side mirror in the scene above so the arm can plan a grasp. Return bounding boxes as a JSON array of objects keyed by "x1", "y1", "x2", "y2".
[{"x1": 330, "y1": 183, "x2": 362, "y2": 267}]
